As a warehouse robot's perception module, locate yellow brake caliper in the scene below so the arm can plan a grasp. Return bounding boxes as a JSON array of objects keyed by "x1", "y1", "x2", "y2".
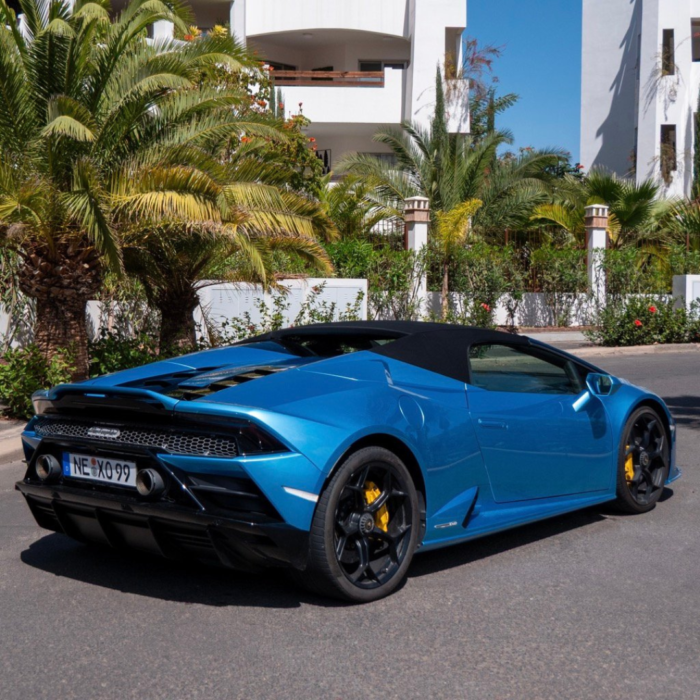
[
  {"x1": 364, "y1": 481, "x2": 389, "y2": 532},
  {"x1": 624, "y1": 445, "x2": 635, "y2": 483}
]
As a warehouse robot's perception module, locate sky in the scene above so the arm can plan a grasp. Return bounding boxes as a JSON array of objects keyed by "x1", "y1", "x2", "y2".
[{"x1": 467, "y1": 0, "x2": 582, "y2": 163}]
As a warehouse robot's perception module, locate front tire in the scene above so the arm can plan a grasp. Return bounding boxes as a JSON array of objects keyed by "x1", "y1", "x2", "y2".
[
  {"x1": 615, "y1": 407, "x2": 669, "y2": 514},
  {"x1": 294, "y1": 447, "x2": 420, "y2": 603}
]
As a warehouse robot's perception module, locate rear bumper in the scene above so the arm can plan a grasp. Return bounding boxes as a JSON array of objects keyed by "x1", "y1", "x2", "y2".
[{"x1": 16, "y1": 480, "x2": 309, "y2": 572}]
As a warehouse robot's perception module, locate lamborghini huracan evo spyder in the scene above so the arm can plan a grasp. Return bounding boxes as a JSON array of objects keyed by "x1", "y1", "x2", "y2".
[{"x1": 16, "y1": 322, "x2": 680, "y2": 602}]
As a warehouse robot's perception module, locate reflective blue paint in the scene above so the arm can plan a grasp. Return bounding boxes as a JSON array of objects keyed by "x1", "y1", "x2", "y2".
[
  {"x1": 467, "y1": 386, "x2": 614, "y2": 502},
  {"x1": 24, "y1": 342, "x2": 681, "y2": 551}
]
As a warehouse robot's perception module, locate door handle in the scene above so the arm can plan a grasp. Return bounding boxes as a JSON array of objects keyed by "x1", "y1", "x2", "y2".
[{"x1": 478, "y1": 419, "x2": 507, "y2": 430}]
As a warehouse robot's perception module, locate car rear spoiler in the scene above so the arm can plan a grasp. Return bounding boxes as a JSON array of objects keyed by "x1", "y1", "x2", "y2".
[{"x1": 32, "y1": 385, "x2": 180, "y2": 417}]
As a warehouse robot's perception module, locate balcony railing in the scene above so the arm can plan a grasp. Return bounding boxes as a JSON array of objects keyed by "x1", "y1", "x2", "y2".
[{"x1": 273, "y1": 71, "x2": 385, "y2": 87}]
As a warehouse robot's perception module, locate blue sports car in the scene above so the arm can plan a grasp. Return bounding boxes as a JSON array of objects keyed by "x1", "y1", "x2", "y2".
[{"x1": 17, "y1": 322, "x2": 680, "y2": 602}]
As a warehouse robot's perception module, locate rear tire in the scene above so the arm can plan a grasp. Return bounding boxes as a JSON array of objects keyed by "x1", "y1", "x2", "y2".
[
  {"x1": 615, "y1": 407, "x2": 669, "y2": 514},
  {"x1": 292, "y1": 447, "x2": 420, "y2": 603}
]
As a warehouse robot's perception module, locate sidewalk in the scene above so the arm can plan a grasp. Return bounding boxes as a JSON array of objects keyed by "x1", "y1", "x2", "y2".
[
  {"x1": 0, "y1": 419, "x2": 25, "y2": 466},
  {"x1": 522, "y1": 329, "x2": 591, "y2": 352},
  {"x1": 523, "y1": 329, "x2": 700, "y2": 358}
]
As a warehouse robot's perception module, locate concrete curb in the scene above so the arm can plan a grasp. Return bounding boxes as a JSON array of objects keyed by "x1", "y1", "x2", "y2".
[
  {"x1": 572, "y1": 343, "x2": 700, "y2": 358},
  {"x1": 0, "y1": 422, "x2": 25, "y2": 466}
]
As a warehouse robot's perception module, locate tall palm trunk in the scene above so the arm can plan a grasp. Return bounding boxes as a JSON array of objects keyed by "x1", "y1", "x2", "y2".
[
  {"x1": 156, "y1": 288, "x2": 200, "y2": 352},
  {"x1": 18, "y1": 237, "x2": 102, "y2": 381}
]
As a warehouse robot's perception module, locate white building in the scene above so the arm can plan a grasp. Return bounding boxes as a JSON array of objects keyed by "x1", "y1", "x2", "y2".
[
  {"x1": 9, "y1": 0, "x2": 468, "y2": 172},
  {"x1": 177, "y1": 0, "x2": 468, "y2": 172},
  {"x1": 581, "y1": 0, "x2": 700, "y2": 198}
]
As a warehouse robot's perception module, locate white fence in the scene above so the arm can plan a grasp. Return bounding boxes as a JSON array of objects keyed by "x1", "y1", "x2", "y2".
[
  {"x1": 195, "y1": 278, "x2": 368, "y2": 337},
  {"x1": 426, "y1": 292, "x2": 597, "y2": 327}
]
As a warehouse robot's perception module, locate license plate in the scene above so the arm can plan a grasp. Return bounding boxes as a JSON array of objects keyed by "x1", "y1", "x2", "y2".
[{"x1": 62, "y1": 453, "x2": 137, "y2": 488}]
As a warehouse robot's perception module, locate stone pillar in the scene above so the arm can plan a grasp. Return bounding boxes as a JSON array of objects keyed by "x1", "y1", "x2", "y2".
[
  {"x1": 585, "y1": 204, "x2": 609, "y2": 306},
  {"x1": 404, "y1": 196, "x2": 430, "y2": 313}
]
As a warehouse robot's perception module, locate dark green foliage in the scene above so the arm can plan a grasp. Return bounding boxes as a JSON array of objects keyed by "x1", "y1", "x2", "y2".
[
  {"x1": 0, "y1": 346, "x2": 74, "y2": 419},
  {"x1": 88, "y1": 329, "x2": 160, "y2": 377},
  {"x1": 432, "y1": 242, "x2": 526, "y2": 327},
  {"x1": 530, "y1": 246, "x2": 588, "y2": 326}
]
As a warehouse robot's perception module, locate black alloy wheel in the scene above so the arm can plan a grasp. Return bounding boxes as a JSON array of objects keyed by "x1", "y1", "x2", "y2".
[
  {"x1": 293, "y1": 447, "x2": 420, "y2": 603},
  {"x1": 616, "y1": 407, "x2": 670, "y2": 514}
]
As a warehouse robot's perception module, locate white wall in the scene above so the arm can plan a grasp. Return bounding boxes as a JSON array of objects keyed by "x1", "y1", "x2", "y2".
[
  {"x1": 239, "y1": 0, "x2": 467, "y2": 132},
  {"x1": 581, "y1": 0, "x2": 641, "y2": 177},
  {"x1": 582, "y1": 0, "x2": 700, "y2": 197},
  {"x1": 427, "y1": 293, "x2": 598, "y2": 328},
  {"x1": 408, "y1": 0, "x2": 467, "y2": 128},
  {"x1": 196, "y1": 278, "x2": 368, "y2": 338},
  {"x1": 637, "y1": 0, "x2": 696, "y2": 198},
  {"x1": 243, "y1": 0, "x2": 409, "y2": 40},
  {"x1": 250, "y1": 35, "x2": 412, "y2": 73}
]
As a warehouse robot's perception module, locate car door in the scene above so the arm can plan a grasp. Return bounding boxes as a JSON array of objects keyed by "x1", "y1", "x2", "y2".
[{"x1": 466, "y1": 342, "x2": 614, "y2": 503}]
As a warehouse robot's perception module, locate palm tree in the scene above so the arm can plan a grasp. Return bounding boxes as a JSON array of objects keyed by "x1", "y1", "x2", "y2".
[
  {"x1": 340, "y1": 71, "x2": 564, "y2": 239},
  {"x1": 434, "y1": 199, "x2": 482, "y2": 317},
  {"x1": 124, "y1": 183, "x2": 336, "y2": 349},
  {"x1": 340, "y1": 69, "x2": 563, "y2": 313},
  {"x1": 532, "y1": 169, "x2": 671, "y2": 248},
  {"x1": 0, "y1": 0, "x2": 289, "y2": 378},
  {"x1": 318, "y1": 173, "x2": 401, "y2": 239}
]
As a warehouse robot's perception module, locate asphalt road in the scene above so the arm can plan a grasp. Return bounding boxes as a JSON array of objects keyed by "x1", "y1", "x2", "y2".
[{"x1": 1, "y1": 352, "x2": 699, "y2": 700}]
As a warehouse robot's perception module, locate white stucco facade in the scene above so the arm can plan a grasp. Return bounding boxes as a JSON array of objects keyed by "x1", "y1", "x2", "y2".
[
  {"x1": 582, "y1": 0, "x2": 700, "y2": 198},
  {"x1": 223, "y1": 0, "x2": 468, "y2": 171}
]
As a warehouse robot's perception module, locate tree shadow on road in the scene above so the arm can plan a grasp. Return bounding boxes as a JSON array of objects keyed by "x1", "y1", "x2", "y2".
[{"x1": 662, "y1": 396, "x2": 700, "y2": 429}]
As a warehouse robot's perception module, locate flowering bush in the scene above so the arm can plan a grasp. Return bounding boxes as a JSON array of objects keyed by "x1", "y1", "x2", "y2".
[{"x1": 585, "y1": 298, "x2": 700, "y2": 347}]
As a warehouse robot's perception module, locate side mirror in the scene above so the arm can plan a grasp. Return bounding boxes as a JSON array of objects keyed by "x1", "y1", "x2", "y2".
[{"x1": 586, "y1": 373, "x2": 616, "y2": 396}]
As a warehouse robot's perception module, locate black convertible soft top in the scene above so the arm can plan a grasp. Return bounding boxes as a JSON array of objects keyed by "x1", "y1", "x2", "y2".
[{"x1": 246, "y1": 321, "x2": 531, "y2": 384}]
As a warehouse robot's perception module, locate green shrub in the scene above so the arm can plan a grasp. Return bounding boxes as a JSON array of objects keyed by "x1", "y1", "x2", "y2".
[
  {"x1": 0, "y1": 346, "x2": 75, "y2": 420},
  {"x1": 327, "y1": 239, "x2": 377, "y2": 279},
  {"x1": 530, "y1": 246, "x2": 588, "y2": 326},
  {"x1": 88, "y1": 330, "x2": 160, "y2": 377},
  {"x1": 585, "y1": 298, "x2": 700, "y2": 347},
  {"x1": 441, "y1": 243, "x2": 525, "y2": 327}
]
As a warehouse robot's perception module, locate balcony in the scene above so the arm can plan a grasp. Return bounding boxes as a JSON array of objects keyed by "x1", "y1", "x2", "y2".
[
  {"x1": 274, "y1": 71, "x2": 385, "y2": 87},
  {"x1": 274, "y1": 67, "x2": 405, "y2": 125}
]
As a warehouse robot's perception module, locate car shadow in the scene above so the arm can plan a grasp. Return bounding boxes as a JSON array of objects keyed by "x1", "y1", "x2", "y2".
[
  {"x1": 409, "y1": 488, "x2": 675, "y2": 579},
  {"x1": 21, "y1": 491, "x2": 675, "y2": 606},
  {"x1": 19, "y1": 534, "x2": 342, "y2": 609},
  {"x1": 409, "y1": 506, "x2": 608, "y2": 579}
]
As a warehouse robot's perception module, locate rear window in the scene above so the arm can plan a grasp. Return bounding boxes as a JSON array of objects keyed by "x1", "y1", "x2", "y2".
[{"x1": 239, "y1": 333, "x2": 398, "y2": 358}]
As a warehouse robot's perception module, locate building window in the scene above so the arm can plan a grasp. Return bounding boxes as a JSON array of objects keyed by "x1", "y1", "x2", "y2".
[
  {"x1": 316, "y1": 149, "x2": 331, "y2": 175},
  {"x1": 692, "y1": 20, "x2": 700, "y2": 61},
  {"x1": 660, "y1": 124, "x2": 677, "y2": 185},
  {"x1": 662, "y1": 29, "x2": 675, "y2": 75},
  {"x1": 359, "y1": 61, "x2": 407, "y2": 72}
]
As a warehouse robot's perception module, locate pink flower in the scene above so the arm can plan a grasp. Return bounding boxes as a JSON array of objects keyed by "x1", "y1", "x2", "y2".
[
  {"x1": 481, "y1": 303, "x2": 491, "y2": 312},
  {"x1": 634, "y1": 319, "x2": 643, "y2": 327}
]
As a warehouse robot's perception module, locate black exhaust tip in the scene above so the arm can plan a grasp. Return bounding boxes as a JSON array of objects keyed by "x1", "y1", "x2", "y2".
[
  {"x1": 135, "y1": 468, "x2": 165, "y2": 498},
  {"x1": 35, "y1": 454, "x2": 62, "y2": 482}
]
